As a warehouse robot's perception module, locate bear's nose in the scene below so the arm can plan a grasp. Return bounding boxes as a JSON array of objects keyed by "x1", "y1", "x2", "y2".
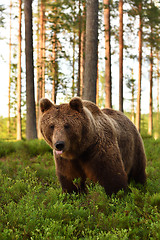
[{"x1": 55, "y1": 141, "x2": 65, "y2": 151}]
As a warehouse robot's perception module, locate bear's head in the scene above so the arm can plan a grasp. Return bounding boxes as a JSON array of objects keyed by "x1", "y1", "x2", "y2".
[{"x1": 39, "y1": 97, "x2": 95, "y2": 159}]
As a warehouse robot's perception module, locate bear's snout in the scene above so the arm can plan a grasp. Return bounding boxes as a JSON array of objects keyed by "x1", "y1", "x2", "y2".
[{"x1": 55, "y1": 141, "x2": 65, "y2": 151}]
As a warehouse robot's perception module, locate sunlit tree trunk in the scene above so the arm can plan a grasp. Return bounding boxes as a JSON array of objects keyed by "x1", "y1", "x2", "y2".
[
  {"x1": 131, "y1": 69, "x2": 135, "y2": 123},
  {"x1": 83, "y1": 0, "x2": 98, "y2": 103},
  {"x1": 52, "y1": 31, "x2": 57, "y2": 104},
  {"x1": 104, "y1": 0, "x2": 111, "y2": 108},
  {"x1": 39, "y1": 0, "x2": 45, "y2": 99},
  {"x1": 136, "y1": 2, "x2": 142, "y2": 132},
  {"x1": 77, "y1": 0, "x2": 86, "y2": 97},
  {"x1": 36, "y1": 0, "x2": 42, "y2": 139},
  {"x1": 72, "y1": 31, "x2": 75, "y2": 97},
  {"x1": 8, "y1": 0, "x2": 12, "y2": 134},
  {"x1": 52, "y1": 1, "x2": 58, "y2": 104},
  {"x1": 17, "y1": 0, "x2": 22, "y2": 140},
  {"x1": 52, "y1": 40, "x2": 58, "y2": 104},
  {"x1": 77, "y1": 0, "x2": 82, "y2": 97},
  {"x1": 157, "y1": 52, "x2": 159, "y2": 120},
  {"x1": 36, "y1": 2, "x2": 40, "y2": 106},
  {"x1": 119, "y1": 0, "x2": 123, "y2": 112},
  {"x1": 80, "y1": 1, "x2": 86, "y2": 97},
  {"x1": 96, "y1": 56, "x2": 99, "y2": 105},
  {"x1": 148, "y1": 45, "x2": 153, "y2": 135},
  {"x1": 24, "y1": 0, "x2": 37, "y2": 139}
]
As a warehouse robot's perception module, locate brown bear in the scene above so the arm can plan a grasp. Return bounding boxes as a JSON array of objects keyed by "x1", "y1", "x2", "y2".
[{"x1": 39, "y1": 97, "x2": 146, "y2": 195}]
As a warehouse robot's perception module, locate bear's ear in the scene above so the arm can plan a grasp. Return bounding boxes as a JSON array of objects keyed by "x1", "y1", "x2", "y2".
[
  {"x1": 69, "y1": 97, "x2": 83, "y2": 113},
  {"x1": 39, "y1": 98, "x2": 53, "y2": 113}
]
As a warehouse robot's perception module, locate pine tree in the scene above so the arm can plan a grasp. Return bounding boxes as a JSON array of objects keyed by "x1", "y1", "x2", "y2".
[
  {"x1": 77, "y1": 0, "x2": 82, "y2": 97},
  {"x1": 157, "y1": 52, "x2": 159, "y2": 119},
  {"x1": 24, "y1": 0, "x2": 37, "y2": 139},
  {"x1": 83, "y1": 0, "x2": 98, "y2": 103},
  {"x1": 36, "y1": 0, "x2": 40, "y2": 129},
  {"x1": 39, "y1": 0, "x2": 45, "y2": 99},
  {"x1": 119, "y1": 0, "x2": 123, "y2": 112},
  {"x1": 148, "y1": 44, "x2": 153, "y2": 135},
  {"x1": 8, "y1": 0, "x2": 12, "y2": 134},
  {"x1": 144, "y1": 0, "x2": 160, "y2": 135},
  {"x1": 17, "y1": 0, "x2": 22, "y2": 140},
  {"x1": 104, "y1": 0, "x2": 112, "y2": 108},
  {"x1": 126, "y1": 69, "x2": 136, "y2": 123},
  {"x1": 136, "y1": 1, "x2": 143, "y2": 132}
]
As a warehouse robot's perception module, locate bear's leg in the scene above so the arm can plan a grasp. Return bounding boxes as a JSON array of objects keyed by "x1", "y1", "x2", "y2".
[
  {"x1": 85, "y1": 148, "x2": 129, "y2": 195},
  {"x1": 129, "y1": 146, "x2": 147, "y2": 185},
  {"x1": 79, "y1": 179, "x2": 87, "y2": 193},
  {"x1": 84, "y1": 158, "x2": 128, "y2": 195},
  {"x1": 57, "y1": 174, "x2": 79, "y2": 193},
  {"x1": 128, "y1": 168, "x2": 146, "y2": 185},
  {"x1": 99, "y1": 170, "x2": 128, "y2": 196}
]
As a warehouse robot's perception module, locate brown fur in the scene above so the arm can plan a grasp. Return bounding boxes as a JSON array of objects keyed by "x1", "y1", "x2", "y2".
[{"x1": 39, "y1": 97, "x2": 147, "y2": 195}]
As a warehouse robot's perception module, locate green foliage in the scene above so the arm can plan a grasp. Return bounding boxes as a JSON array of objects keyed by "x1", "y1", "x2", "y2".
[
  {"x1": 0, "y1": 138, "x2": 160, "y2": 239},
  {"x1": 0, "y1": 4, "x2": 5, "y2": 30},
  {"x1": 0, "y1": 139, "x2": 52, "y2": 158}
]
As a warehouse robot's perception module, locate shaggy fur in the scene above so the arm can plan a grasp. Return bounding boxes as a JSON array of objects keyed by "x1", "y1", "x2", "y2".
[{"x1": 39, "y1": 97, "x2": 147, "y2": 195}]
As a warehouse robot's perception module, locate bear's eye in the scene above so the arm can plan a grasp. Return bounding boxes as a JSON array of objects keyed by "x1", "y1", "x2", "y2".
[
  {"x1": 50, "y1": 124, "x2": 54, "y2": 130},
  {"x1": 64, "y1": 123, "x2": 70, "y2": 130}
]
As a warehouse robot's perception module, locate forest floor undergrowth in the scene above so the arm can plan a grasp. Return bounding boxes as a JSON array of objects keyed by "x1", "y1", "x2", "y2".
[{"x1": 0, "y1": 138, "x2": 160, "y2": 239}]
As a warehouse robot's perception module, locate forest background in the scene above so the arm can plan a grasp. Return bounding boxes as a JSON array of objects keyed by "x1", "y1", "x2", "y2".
[
  {"x1": 0, "y1": 0, "x2": 160, "y2": 140},
  {"x1": 0, "y1": 2, "x2": 160, "y2": 238}
]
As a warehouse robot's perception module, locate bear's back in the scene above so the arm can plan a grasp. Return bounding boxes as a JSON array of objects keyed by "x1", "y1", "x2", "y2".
[
  {"x1": 102, "y1": 108, "x2": 136, "y2": 132},
  {"x1": 102, "y1": 108, "x2": 142, "y2": 174}
]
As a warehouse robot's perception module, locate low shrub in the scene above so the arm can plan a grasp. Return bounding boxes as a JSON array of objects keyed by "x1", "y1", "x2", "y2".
[{"x1": 0, "y1": 137, "x2": 160, "y2": 239}]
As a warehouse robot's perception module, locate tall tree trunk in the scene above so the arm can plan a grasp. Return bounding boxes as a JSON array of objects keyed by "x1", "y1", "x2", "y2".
[
  {"x1": 131, "y1": 69, "x2": 135, "y2": 123},
  {"x1": 72, "y1": 31, "x2": 75, "y2": 97},
  {"x1": 36, "y1": 0, "x2": 41, "y2": 139},
  {"x1": 24, "y1": 0, "x2": 37, "y2": 139},
  {"x1": 136, "y1": 2, "x2": 142, "y2": 132},
  {"x1": 36, "y1": 0, "x2": 40, "y2": 107},
  {"x1": 8, "y1": 0, "x2": 12, "y2": 134},
  {"x1": 96, "y1": 55, "x2": 99, "y2": 105},
  {"x1": 80, "y1": 1, "x2": 86, "y2": 97},
  {"x1": 40, "y1": 0, "x2": 45, "y2": 99},
  {"x1": 36, "y1": 5, "x2": 40, "y2": 105},
  {"x1": 157, "y1": 52, "x2": 159, "y2": 120},
  {"x1": 52, "y1": 31, "x2": 57, "y2": 103},
  {"x1": 83, "y1": 0, "x2": 98, "y2": 103},
  {"x1": 52, "y1": 1, "x2": 58, "y2": 104},
  {"x1": 119, "y1": 0, "x2": 123, "y2": 112},
  {"x1": 77, "y1": 0, "x2": 82, "y2": 97},
  {"x1": 104, "y1": 0, "x2": 112, "y2": 108},
  {"x1": 17, "y1": 0, "x2": 22, "y2": 140},
  {"x1": 148, "y1": 45, "x2": 153, "y2": 135}
]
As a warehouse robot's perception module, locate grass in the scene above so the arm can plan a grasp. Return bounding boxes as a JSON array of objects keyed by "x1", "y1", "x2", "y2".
[{"x1": 0, "y1": 138, "x2": 160, "y2": 239}]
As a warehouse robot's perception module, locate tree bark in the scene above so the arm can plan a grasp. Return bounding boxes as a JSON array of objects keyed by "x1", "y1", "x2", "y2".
[
  {"x1": 52, "y1": 33, "x2": 57, "y2": 104},
  {"x1": 148, "y1": 46, "x2": 153, "y2": 135},
  {"x1": 52, "y1": 4, "x2": 58, "y2": 104},
  {"x1": 72, "y1": 31, "x2": 75, "y2": 97},
  {"x1": 104, "y1": 0, "x2": 112, "y2": 108},
  {"x1": 80, "y1": 1, "x2": 86, "y2": 97},
  {"x1": 17, "y1": 0, "x2": 22, "y2": 140},
  {"x1": 40, "y1": 0, "x2": 45, "y2": 99},
  {"x1": 24, "y1": 0, "x2": 37, "y2": 139},
  {"x1": 119, "y1": 0, "x2": 123, "y2": 112},
  {"x1": 136, "y1": 2, "x2": 142, "y2": 132},
  {"x1": 131, "y1": 69, "x2": 135, "y2": 123},
  {"x1": 8, "y1": 0, "x2": 12, "y2": 134},
  {"x1": 83, "y1": 0, "x2": 98, "y2": 103},
  {"x1": 77, "y1": 0, "x2": 82, "y2": 97},
  {"x1": 36, "y1": 0, "x2": 42, "y2": 139},
  {"x1": 157, "y1": 52, "x2": 159, "y2": 120}
]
